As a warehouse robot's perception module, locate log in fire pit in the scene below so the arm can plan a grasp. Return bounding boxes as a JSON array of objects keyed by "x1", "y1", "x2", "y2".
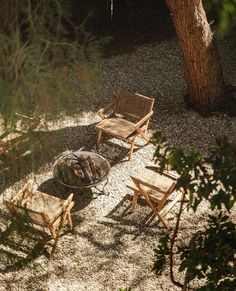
[{"x1": 53, "y1": 151, "x2": 110, "y2": 189}]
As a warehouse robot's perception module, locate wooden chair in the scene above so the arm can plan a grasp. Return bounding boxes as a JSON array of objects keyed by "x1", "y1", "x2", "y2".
[
  {"x1": 4, "y1": 181, "x2": 74, "y2": 258},
  {"x1": 96, "y1": 89, "x2": 154, "y2": 160},
  {"x1": 127, "y1": 167, "x2": 183, "y2": 228}
]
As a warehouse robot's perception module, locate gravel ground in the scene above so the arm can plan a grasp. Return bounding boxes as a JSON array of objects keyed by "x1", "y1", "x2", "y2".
[{"x1": 0, "y1": 36, "x2": 236, "y2": 291}]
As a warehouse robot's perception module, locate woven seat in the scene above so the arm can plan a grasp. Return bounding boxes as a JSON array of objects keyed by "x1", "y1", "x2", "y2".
[
  {"x1": 96, "y1": 89, "x2": 154, "y2": 160},
  {"x1": 96, "y1": 117, "x2": 136, "y2": 139}
]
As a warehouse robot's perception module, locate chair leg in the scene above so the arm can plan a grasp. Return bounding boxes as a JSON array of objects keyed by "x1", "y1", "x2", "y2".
[
  {"x1": 131, "y1": 190, "x2": 139, "y2": 212},
  {"x1": 128, "y1": 139, "x2": 135, "y2": 160},
  {"x1": 152, "y1": 207, "x2": 169, "y2": 229},
  {"x1": 66, "y1": 212, "x2": 73, "y2": 230},
  {"x1": 156, "y1": 213, "x2": 168, "y2": 229},
  {"x1": 48, "y1": 225, "x2": 57, "y2": 240},
  {"x1": 157, "y1": 196, "x2": 168, "y2": 212},
  {"x1": 96, "y1": 129, "x2": 102, "y2": 149},
  {"x1": 142, "y1": 195, "x2": 169, "y2": 229},
  {"x1": 49, "y1": 228, "x2": 62, "y2": 259},
  {"x1": 48, "y1": 214, "x2": 67, "y2": 259}
]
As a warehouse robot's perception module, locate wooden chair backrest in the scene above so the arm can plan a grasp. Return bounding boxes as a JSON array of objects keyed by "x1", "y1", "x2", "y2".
[{"x1": 114, "y1": 89, "x2": 154, "y2": 121}]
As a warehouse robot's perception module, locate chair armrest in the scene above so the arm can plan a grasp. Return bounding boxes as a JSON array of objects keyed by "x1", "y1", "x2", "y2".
[
  {"x1": 62, "y1": 193, "x2": 74, "y2": 211},
  {"x1": 96, "y1": 100, "x2": 116, "y2": 120},
  {"x1": 134, "y1": 111, "x2": 153, "y2": 129}
]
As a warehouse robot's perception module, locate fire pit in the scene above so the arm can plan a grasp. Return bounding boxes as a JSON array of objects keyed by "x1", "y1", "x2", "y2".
[{"x1": 53, "y1": 150, "x2": 110, "y2": 189}]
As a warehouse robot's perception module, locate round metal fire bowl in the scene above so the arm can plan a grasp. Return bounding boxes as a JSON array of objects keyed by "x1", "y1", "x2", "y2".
[{"x1": 53, "y1": 150, "x2": 110, "y2": 189}]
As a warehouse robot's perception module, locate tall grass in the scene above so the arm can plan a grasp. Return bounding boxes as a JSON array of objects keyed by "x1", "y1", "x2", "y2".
[
  {"x1": 0, "y1": 0, "x2": 105, "y2": 122},
  {"x1": 0, "y1": 0, "x2": 106, "y2": 184}
]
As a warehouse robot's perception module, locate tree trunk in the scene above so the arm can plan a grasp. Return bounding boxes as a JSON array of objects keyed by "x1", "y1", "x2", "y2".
[{"x1": 165, "y1": 0, "x2": 225, "y2": 115}]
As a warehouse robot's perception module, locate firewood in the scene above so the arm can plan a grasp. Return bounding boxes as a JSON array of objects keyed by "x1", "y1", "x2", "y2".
[
  {"x1": 88, "y1": 156, "x2": 101, "y2": 180},
  {"x1": 57, "y1": 153, "x2": 104, "y2": 186},
  {"x1": 72, "y1": 163, "x2": 84, "y2": 179},
  {"x1": 78, "y1": 154, "x2": 93, "y2": 183},
  {"x1": 59, "y1": 160, "x2": 78, "y2": 185},
  {"x1": 87, "y1": 156, "x2": 98, "y2": 179},
  {"x1": 95, "y1": 163, "x2": 101, "y2": 178}
]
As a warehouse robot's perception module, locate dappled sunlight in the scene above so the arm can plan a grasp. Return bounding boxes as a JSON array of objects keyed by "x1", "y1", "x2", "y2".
[{"x1": 0, "y1": 1, "x2": 235, "y2": 290}]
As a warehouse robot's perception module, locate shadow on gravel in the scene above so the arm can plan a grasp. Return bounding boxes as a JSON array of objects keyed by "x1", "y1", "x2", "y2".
[
  {"x1": 0, "y1": 123, "x2": 148, "y2": 194},
  {"x1": 77, "y1": 194, "x2": 167, "y2": 254},
  {"x1": 0, "y1": 204, "x2": 80, "y2": 274},
  {"x1": 0, "y1": 221, "x2": 50, "y2": 274},
  {"x1": 79, "y1": 217, "x2": 165, "y2": 257},
  {"x1": 0, "y1": 124, "x2": 92, "y2": 192},
  {"x1": 96, "y1": 138, "x2": 149, "y2": 167},
  {"x1": 106, "y1": 193, "x2": 165, "y2": 230}
]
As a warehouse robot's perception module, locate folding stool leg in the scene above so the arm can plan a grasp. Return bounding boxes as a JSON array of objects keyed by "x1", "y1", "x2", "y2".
[
  {"x1": 156, "y1": 193, "x2": 169, "y2": 212},
  {"x1": 147, "y1": 200, "x2": 169, "y2": 229},
  {"x1": 132, "y1": 178, "x2": 169, "y2": 229}
]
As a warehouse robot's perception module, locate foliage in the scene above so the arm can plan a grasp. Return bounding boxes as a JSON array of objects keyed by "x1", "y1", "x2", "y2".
[
  {"x1": 204, "y1": 0, "x2": 236, "y2": 34},
  {"x1": 152, "y1": 132, "x2": 236, "y2": 290},
  {"x1": 152, "y1": 133, "x2": 236, "y2": 211},
  {"x1": 0, "y1": 0, "x2": 105, "y2": 124},
  {"x1": 153, "y1": 233, "x2": 170, "y2": 276},
  {"x1": 119, "y1": 287, "x2": 132, "y2": 291},
  {"x1": 179, "y1": 213, "x2": 236, "y2": 290}
]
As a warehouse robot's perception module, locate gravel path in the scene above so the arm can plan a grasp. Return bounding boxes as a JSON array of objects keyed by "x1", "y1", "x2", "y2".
[{"x1": 0, "y1": 36, "x2": 235, "y2": 291}]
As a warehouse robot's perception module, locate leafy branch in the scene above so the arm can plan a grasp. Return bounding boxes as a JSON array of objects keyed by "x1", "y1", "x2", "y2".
[{"x1": 152, "y1": 132, "x2": 236, "y2": 290}]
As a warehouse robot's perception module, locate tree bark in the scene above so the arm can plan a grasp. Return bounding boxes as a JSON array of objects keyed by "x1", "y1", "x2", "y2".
[{"x1": 165, "y1": 0, "x2": 225, "y2": 115}]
